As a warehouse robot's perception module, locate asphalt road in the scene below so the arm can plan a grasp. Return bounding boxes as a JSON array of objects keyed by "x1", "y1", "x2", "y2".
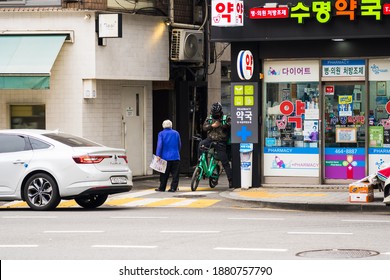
[{"x1": 1, "y1": 178, "x2": 390, "y2": 260}]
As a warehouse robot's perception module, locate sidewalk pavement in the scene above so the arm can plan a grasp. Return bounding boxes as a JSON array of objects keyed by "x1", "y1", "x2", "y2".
[{"x1": 133, "y1": 175, "x2": 390, "y2": 212}]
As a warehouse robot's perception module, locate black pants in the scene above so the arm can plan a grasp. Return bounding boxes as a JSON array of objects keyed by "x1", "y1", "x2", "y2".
[
  {"x1": 159, "y1": 160, "x2": 180, "y2": 191},
  {"x1": 198, "y1": 138, "x2": 232, "y2": 182}
]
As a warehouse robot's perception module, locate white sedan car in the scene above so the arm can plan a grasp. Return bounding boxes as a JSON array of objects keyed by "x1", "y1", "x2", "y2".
[{"x1": 0, "y1": 129, "x2": 133, "y2": 210}]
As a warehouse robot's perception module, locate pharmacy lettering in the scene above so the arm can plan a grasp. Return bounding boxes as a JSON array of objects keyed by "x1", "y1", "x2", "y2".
[
  {"x1": 250, "y1": 0, "x2": 389, "y2": 24},
  {"x1": 231, "y1": 83, "x2": 259, "y2": 143},
  {"x1": 279, "y1": 100, "x2": 306, "y2": 129}
]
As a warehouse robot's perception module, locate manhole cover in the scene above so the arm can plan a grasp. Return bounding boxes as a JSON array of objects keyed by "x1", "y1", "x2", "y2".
[{"x1": 296, "y1": 249, "x2": 379, "y2": 259}]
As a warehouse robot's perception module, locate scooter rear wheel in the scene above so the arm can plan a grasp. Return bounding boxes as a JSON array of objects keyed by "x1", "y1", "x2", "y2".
[{"x1": 191, "y1": 167, "x2": 201, "y2": 191}]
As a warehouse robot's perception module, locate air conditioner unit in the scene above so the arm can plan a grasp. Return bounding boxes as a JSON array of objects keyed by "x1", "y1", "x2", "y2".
[{"x1": 170, "y1": 29, "x2": 204, "y2": 63}]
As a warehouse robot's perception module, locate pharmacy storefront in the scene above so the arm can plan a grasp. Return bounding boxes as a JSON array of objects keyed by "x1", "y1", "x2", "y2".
[
  {"x1": 211, "y1": 0, "x2": 390, "y2": 185},
  {"x1": 263, "y1": 59, "x2": 390, "y2": 184}
]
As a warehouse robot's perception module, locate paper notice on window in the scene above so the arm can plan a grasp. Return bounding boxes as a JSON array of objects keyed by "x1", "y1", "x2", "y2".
[{"x1": 149, "y1": 154, "x2": 167, "y2": 173}]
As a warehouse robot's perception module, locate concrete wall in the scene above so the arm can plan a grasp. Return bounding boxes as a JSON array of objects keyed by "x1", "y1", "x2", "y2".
[
  {"x1": 95, "y1": 13, "x2": 169, "y2": 80},
  {"x1": 207, "y1": 43, "x2": 231, "y2": 108}
]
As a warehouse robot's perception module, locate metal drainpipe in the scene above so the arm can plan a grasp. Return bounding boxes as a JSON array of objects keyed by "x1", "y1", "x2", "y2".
[{"x1": 169, "y1": 0, "x2": 202, "y2": 30}]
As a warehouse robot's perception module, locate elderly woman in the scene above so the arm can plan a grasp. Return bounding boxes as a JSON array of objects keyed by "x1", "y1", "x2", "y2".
[{"x1": 155, "y1": 119, "x2": 182, "y2": 192}]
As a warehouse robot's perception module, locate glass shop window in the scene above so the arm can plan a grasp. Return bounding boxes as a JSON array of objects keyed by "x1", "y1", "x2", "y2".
[
  {"x1": 368, "y1": 81, "x2": 390, "y2": 147},
  {"x1": 10, "y1": 105, "x2": 46, "y2": 129},
  {"x1": 265, "y1": 82, "x2": 320, "y2": 148}
]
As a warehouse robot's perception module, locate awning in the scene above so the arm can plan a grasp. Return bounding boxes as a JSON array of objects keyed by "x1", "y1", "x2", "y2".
[{"x1": 0, "y1": 35, "x2": 66, "y2": 89}]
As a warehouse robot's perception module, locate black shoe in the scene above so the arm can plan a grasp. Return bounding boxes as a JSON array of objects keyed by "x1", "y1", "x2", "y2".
[
  {"x1": 155, "y1": 188, "x2": 165, "y2": 192},
  {"x1": 168, "y1": 188, "x2": 179, "y2": 192}
]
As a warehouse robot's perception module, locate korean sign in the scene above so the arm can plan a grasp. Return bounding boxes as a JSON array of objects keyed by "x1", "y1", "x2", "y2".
[
  {"x1": 249, "y1": 0, "x2": 387, "y2": 24},
  {"x1": 212, "y1": 0, "x2": 244, "y2": 27},
  {"x1": 322, "y1": 59, "x2": 365, "y2": 78},
  {"x1": 231, "y1": 83, "x2": 258, "y2": 143}
]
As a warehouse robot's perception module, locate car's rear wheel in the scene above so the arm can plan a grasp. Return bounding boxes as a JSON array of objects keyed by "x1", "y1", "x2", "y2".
[
  {"x1": 24, "y1": 173, "x2": 61, "y2": 211},
  {"x1": 75, "y1": 194, "x2": 108, "y2": 209}
]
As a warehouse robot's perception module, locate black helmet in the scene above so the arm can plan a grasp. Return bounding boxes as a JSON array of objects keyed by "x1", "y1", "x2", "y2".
[{"x1": 211, "y1": 102, "x2": 223, "y2": 115}]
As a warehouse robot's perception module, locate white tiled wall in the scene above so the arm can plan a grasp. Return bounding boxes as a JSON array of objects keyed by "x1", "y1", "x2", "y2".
[{"x1": 0, "y1": 11, "x2": 165, "y2": 175}]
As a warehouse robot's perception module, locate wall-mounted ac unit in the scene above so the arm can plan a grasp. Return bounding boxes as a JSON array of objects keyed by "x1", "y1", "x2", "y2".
[{"x1": 170, "y1": 29, "x2": 204, "y2": 63}]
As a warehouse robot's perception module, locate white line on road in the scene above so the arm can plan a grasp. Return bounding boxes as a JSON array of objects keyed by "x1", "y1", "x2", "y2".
[
  {"x1": 111, "y1": 216, "x2": 168, "y2": 219},
  {"x1": 180, "y1": 191, "x2": 215, "y2": 195},
  {"x1": 381, "y1": 252, "x2": 390, "y2": 255},
  {"x1": 92, "y1": 245, "x2": 157, "y2": 249},
  {"x1": 228, "y1": 217, "x2": 285, "y2": 221},
  {"x1": 161, "y1": 230, "x2": 220, "y2": 233},
  {"x1": 121, "y1": 198, "x2": 160, "y2": 207},
  {"x1": 110, "y1": 189, "x2": 156, "y2": 199},
  {"x1": 0, "y1": 245, "x2": 38, "y2": 248},
  {"x1": 342, "y1": 219, "x2": 390, "y2": 223},
  {"x1": 214, "y1": 247, "x2": 287, "y2": 252},
  {"x1": 2, "y1": 216, "x2": 57, "y2": 219},
  {"x1": 288, "y1": 232, "x2": 353, "y2": 235},
  {"x1": 43, "y1": 231, "x2": 104, "y2": 233}
]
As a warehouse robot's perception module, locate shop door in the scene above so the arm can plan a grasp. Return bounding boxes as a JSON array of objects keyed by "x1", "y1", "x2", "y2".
[
  {"x1": 323, "y1": 82, "x2": 366, "y2": 181},
  {"x1": 121, "y1": 86, "x2": 144, "y2": 176}
]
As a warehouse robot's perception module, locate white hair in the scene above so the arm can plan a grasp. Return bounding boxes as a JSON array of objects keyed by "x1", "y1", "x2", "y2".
[{"x1": 162, "y1": 119, "x2": 172, "y2": 128}]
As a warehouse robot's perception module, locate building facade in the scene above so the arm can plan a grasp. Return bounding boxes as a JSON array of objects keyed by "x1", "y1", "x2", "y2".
[
  {"x1": 211, "y1": 0, "x2": 390, "y2": 186},
  {"x1": 0, "y1": 0, "x2": 215, "y2": 176}
]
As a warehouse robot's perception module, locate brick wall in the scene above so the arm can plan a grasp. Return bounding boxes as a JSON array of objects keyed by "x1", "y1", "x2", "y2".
[
  {"x1": 62, "y1": 0, "x2": 107, "y2": 10},
  {"x1": 155, "y1": 0, "x2": 193, "y2": 24}
]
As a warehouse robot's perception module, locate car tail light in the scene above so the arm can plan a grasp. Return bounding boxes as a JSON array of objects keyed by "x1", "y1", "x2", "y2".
[
  {"x1": 73, "y1": 155, "x2": 111, "y2": 164},
  {"x1": 118, "y1": 155, "x2": 128, "y2": 163}
]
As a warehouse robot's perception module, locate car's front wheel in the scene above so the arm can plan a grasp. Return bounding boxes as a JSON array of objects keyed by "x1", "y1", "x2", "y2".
[
  {"x1": 75, "y1": 194, "x2": 108, "y2": 209},
  {"x1": 24, "y1": 173, "x2": 61, "y2": 211}
]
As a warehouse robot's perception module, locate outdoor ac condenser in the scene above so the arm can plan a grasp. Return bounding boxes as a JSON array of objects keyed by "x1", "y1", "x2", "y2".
[{"x1": 170, "y1": 29, "x2": 204, "y2": 63}]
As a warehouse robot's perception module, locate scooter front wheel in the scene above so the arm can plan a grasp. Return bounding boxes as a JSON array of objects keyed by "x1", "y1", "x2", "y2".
[{"x1": 191, "y1": 167, "x2": 201, "y2": 191}]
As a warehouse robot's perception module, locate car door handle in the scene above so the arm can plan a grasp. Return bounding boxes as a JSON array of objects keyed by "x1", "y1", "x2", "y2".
[{"x1": 13, "y1": 160, "x2": 25, "y2": 165}]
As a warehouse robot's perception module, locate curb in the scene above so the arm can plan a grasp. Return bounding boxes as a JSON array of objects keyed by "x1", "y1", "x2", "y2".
[{"x1": 220, "y1": 191, "x2": 390, "y2": 212}]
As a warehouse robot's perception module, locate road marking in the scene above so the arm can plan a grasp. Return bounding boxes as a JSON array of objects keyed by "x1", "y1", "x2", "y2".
[
  {"x1": 2, "y1": 216, "x2": 57, "y2": 219},
  {"x1": 143, "y1": 198, "x2": 186, "y2": 207},
  {"x1": 288, "y1": 232, "x2": 353, "y2": 235},
  {"x1": 92, "y1": 245, "x2": 157, "y2": 249},
  {"x1": 382, "y1": 252, "x2": 390, "y2": 255},
  {"x1": 342, "y1": 219, "x2": 390, "y2": 223},
  {"x1": 0, "y1": 245, "x2": 38, "y2": 248},
  {"x1": 43, "y1": 231, "x2": 104, "y2": 233},
  {"x1": 57, "y1": 200, "x2": 78, "y2": 207},
  {"x1": 105, "y1": 197, "x2": 144, "y2": 206},
  {"x1": 0, "y1": 189, "x2": 220, "y2": 209},
  {"x1": 214, "y1": 247, "x2": 287, "y2": 252},
  {"x1": 228, "y1": 217, "x2": 285, "y2": 221},
  {"x1": 179, "y1": 199, "x2": 220, "y2": 208},
  {"x1": 180, "y1": 191, "x2": 216, "y2": 195},
  {"x1": 0, "y1": 201, "x2": 28, "y2": 208},
  {"x1": 110, "y1": 216, "x2": 168, "y2": 219},
  {"x1": 111, "y1": 189, "x2": 156, "y2": 198},
  {"x1": 121, "y1": 198, "x2": 162, "y2": 207},
  {"x1": 161, "y1": 230, "x2": 220, "y2": 233}
]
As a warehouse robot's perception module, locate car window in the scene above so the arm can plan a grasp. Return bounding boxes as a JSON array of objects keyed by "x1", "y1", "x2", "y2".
[
  {"x1": 28, "y1": 137, "x2": 52, "y2": 150},
  {"x1": 0, "y1": 134, "x2": 31, "y2": 153},
  {"x1": 43, "y1": 133, "x2": 102, "y2": 147}
]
